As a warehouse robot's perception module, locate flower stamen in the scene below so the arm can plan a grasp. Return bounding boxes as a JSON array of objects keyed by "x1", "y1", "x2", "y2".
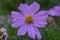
[
  {"x1": 26, "y1": 16, "x2": 33, "y2": 24},
  {"x1": 0, "y1": 29, "x2": 3, "y2": 36}
]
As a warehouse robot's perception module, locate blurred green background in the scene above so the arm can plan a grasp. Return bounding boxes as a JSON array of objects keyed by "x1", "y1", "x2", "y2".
[{"x1": 0, "y1": 0, "x2": 60, "y2": 40}]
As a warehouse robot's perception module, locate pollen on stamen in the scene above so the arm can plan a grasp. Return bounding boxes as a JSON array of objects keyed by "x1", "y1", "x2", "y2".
[
  {"x1": 0, "y1": 29, "x2": 3, "y2": 36},
  {"x1": 26, "y1": 16, "x2": 33, "y2": 24}
]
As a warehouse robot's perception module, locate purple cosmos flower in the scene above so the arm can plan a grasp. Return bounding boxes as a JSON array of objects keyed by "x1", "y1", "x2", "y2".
[
  {"x1": 0, "y1": 27, "x2": 8, "y2": 40},
  {"x1": 48, "y1": 6, "x2": 60, "y2": 16},
  {"x1": 11, "y1": 2, "x2": 48, "y2": 40}
]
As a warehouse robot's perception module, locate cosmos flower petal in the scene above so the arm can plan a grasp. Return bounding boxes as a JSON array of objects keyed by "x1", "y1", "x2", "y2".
[
  {"x1": 34, "y1": 10, "x2": 48, "y2": 20},
  {"x1": 17, "y1": 24, "x2": 28, "y2": 35},
  {"x1": 33, "y1": 11, "x2": 48, "y2": 28},
  {"x1": 28, "y1": 24, "x2": 36, "y2": 39},
  {"x1": 12, "y1": 18, "x2": 25, "y2": 28},
  {"x1": 1, "y1": 28, "x2": 7, "y2": 32},
  {"x1": 34, "y1": 20, "x2": 47, "y2": 28},
  {"x1": 12, "y1": 23, "x2": 20, "y2": 28},
  {"x1": 54, "y1": 6, "x2": 60, "y2": 9},
  {"x1": 11, "y1": 11, "x2": 25, "y2": 28},
  {"x1": 18, "y1": 4, "x2": 29, "y2": 16},
  {"x1": 34, "y1": 27, "x2": 41, "y2": 40},
  {"x1": 29, "y1": 2, "x2": 40, "y2": 15},
  {"x1": 48, "y1": 9, "x2": 57, "y2": 16},
  {"x1": 48, "y1": 6, "x2": 60, "y2": 16},
  {"x1": 12, "y1": 18, "x2": 25, "y2": 23},
  {"x1": 5, "y1": 33, "x2": 9, "y2": 40},
  {"x1": 11, "y1": 11, "x2": 24, "y2": 19}
]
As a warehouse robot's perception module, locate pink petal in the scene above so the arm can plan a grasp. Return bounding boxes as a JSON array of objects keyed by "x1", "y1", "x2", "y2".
[
  {"x1": 48, "y1": 9, "x2": 57, "y2": 16},
  {"x1": 12, "y1": 22, "x2": 24, "y2": 28},
  {"x1": 33, "y1": 20, "x2": 47, "y2": 28},
  {"x1": 12, "y1": 23, "x2": 19, "y2": 28},
  {"x1": 29, "y1": 2, "x2": 40, "y2": 15},
  {"x1": 34, "y1": 10, "x2": 48, "y2": 20},
  {"x1": 33, "y1": 11, "x2": 48, "y2": 28},
  {"x1": 48, "y1": 6, "x2": 60, "y2": 16},
  {"x1": 1, "y1": 28, "x2": 7, "y2": 33},
  {"x1": 12, "y1": 18, "x2": 25, "y2": 23},
  {"x1": 28, "y1": 24, "x2": 36, "y2": 39},
  {"x1": 17, "y1": 24, "x2": 28, "y2": 35},
  {"x1": 34, "y1": 27, "x2": 41, "y2": 40},
  {"x1": 12, "y1": 18, "x2": 25, "y2": 28},
  {"x1": 11, "y1": 11, "x2": 25, "y2": 28},
  {"x1": 18, "y1": 4, "x2": 29, "y2": 16},
  {"x1": 11, "y1": 11, "x2": 24, "y2": 19}
]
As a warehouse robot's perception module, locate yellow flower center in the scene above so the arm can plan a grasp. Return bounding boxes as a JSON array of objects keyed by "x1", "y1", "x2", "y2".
[
  {"x1": 26, "y1": 16, "x2": 33, "y2": 24},
  {"x1": 0, "y1": 29, "x2": 3, "y2": 36}
]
